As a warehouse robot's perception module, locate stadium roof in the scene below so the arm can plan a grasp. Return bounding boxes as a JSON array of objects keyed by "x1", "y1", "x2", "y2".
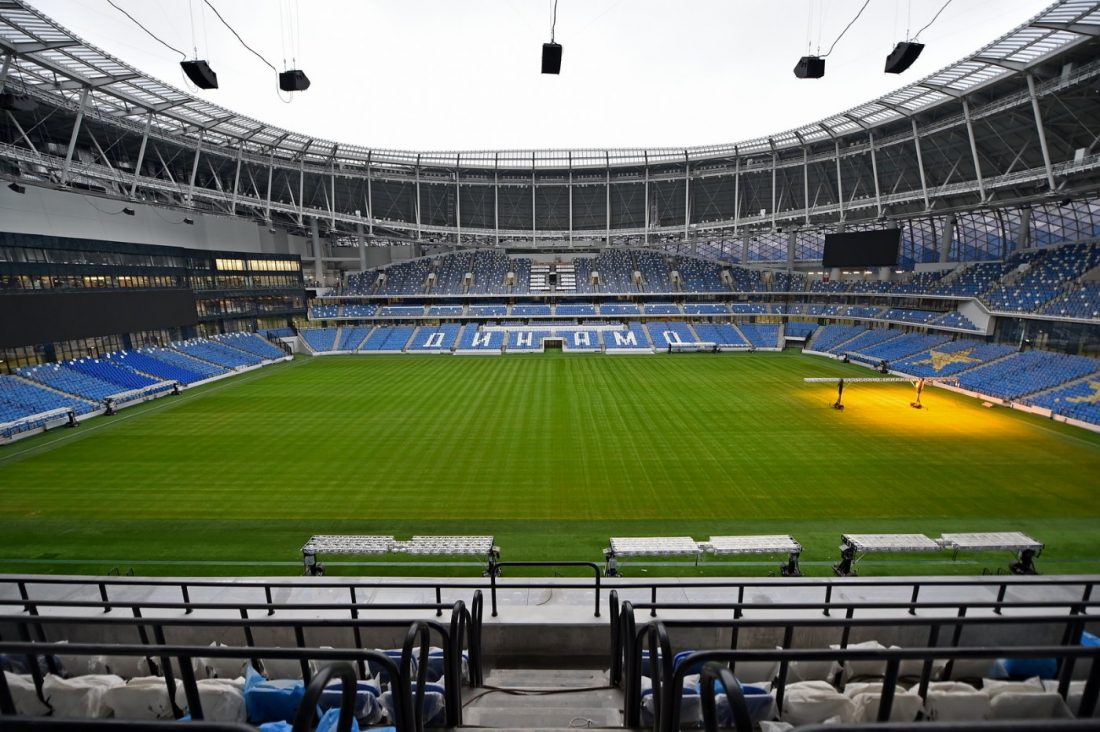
[{"x1": 1, "y1": 0, "x2": 1098, "y2": 170}]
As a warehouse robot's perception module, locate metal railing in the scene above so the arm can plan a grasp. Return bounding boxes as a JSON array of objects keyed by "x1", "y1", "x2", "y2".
[
  {"x1": 0, "y1": 592, "x2": 484, "y2": 727},
  {"x1": 618, "y1": 599, "x2": 1099, "y2": 728},
  {"x1": 0, "y1": 636, "x2": 423, "y2": 732},
  {"x1": 486, "y1": 561, "x2": 603, "y2": 618},
  {"x1": 639, "y1": 621, "x2": 1100, "y2": 732}
]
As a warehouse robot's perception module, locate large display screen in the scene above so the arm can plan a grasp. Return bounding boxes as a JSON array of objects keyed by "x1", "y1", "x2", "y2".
[
  {"x1": 0, "y1": 289, "x2": 198, "y2": 348},
  {"x1": 822, "y1": 229, "x2": 901, "y2": 268}
]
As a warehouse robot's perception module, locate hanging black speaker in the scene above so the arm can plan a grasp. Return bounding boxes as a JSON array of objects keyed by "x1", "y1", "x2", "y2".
[
  {"x1": 279, "y1": 69, "x2": 311, "y2": 92},
  {"x1": 180, "y1": 60, "x2": 219, "y2": 89},
  {"x1": 793, "y1": 56, "x2": 825, "y2": 79},
  {"x1": 541, "y1": 42, "x2": 562, "y2": 74},
  {"x1": 884, "y1": 41, "x2": 924, "y2": 74}
]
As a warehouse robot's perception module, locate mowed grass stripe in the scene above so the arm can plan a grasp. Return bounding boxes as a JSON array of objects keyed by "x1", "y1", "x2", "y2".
[{"x1": 0, "y1": 351, "x2": 1098, "y2": 576}]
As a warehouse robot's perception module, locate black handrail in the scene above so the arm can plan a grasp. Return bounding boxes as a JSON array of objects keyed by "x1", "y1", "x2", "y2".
[
  {"x1": 0, "y1": 607, "x2": 471, "y2": 726},
  {"x1": 400, "y1": 622, "x2": 432, "y2": 732},
  {"x1": 487, "y1": 561, "x2": 602, "y2": 617},
  {"x1": 2, "y1": 593, "x2": 485, "y2": 695},
  {"x1": 9, "y1": 573, "x2": 1088, "y2": 621},
  {"x1": 0, "y1": 720, "x2": 258, "y2": 731},
  {"x1": 292, "y1": 662, "x2": 357, "y2": 732},
  {"x1": 613, "y1": 599, "x2": 1096, "y2": 686},
  {"x1": 619, "y1": 607, "x2": 1097, "y2": 727},
  {"x1": 0, "y1": 640, "x2": 414, "y2": 732},
  {"x1": 699, "y1": 662, "x2": 752, "y2": 732},
  {"x1": 659, "y1": 643, "x2": 1100, "y2": 732}
]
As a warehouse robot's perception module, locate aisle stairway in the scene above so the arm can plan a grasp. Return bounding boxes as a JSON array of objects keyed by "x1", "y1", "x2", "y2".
[{"x1": 463, "y1": 666, "x2": 623, "y2": 729}]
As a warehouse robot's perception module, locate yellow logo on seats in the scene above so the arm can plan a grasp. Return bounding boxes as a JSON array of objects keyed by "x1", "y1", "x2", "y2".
[
  {"x1": 911, "y1": 348, "x2": 982, "y2": 372},
  {"x1": 1066, "y1": 381, "x2": 1100, "y2": 405}
]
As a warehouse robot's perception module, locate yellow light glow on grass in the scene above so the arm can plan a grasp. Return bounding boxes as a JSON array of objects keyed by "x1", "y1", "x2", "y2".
[{"x1": 796, "y1": 382, "x2": 1034, "y2": 439}]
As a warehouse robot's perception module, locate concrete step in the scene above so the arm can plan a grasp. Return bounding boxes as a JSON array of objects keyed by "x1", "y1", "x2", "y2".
[{"x1": 462, "y1": 668, "x2": 623, "y2": 729}]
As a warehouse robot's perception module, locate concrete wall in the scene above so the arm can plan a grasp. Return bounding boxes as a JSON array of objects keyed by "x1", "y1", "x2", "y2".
[{"x1": 0, "y1": 184, "x2": 310, "y2": 256}]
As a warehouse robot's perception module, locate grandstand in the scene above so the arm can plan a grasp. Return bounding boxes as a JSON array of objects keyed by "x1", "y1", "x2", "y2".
[{"x1": 2, "y1": 0, "x2": 1100, "y2": 729}]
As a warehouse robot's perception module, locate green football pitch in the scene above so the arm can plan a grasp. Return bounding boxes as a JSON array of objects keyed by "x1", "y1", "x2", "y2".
[{"x1": 2, "y1": 351, "x2": 1099, "y2": 577}]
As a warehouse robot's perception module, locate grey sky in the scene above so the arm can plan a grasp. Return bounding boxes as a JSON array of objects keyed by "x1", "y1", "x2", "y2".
[{"x1": 28, "y1": 0, "x2": 1052, "y2": 151}]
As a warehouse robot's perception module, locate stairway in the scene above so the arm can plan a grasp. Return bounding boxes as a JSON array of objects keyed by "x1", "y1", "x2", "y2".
[{"x1": 462, "y1": 667, "x2": 623, "y2": 730}]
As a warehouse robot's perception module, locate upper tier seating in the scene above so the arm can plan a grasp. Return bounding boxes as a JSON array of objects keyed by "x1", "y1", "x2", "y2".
[
  {"x1": 343, "y1": 303, "x2": 377, "y2": 318},
  {"x1": 469, "y1": 250, "x2": 510, "y2": 295},
  {"x1": 512, "y1": 303, "x2": 552, "y2": 317},
  {"x1": 433, "y1": 251, "x2": 472, "y2": 295},
  {"x1": 1041, "y1": 281, "x2": 1100, "y2": 319},
  {"x1": 882, "y1": 308, "x2": 943, "y2": 326},
  {"x1": 984, "y1": 244, "x2": 1100, "y2": 313},
  {"x1": 594, "y1": 249, "x2": 636, "y2": 293},
  {"x1": 683, "y1": 303, "x2": 728, "y2": 315},
  {"x1": 635, "y1": 250, "x2": 671, "y2": 292},
  {"x1": 730, "y1": 302, "x2": 768, "y2": 314},
  {"x1": 468, "y1": 304, "x2": 509, "y2": 317},
  {"x1": 644, "y1": 303, "x2": 680, "y2": 315},
  {"x1": 602, "y1": 303, "x2": 641, "y2": 316},
  {"x1": 310, "y1": 303, "x2": 339, "y2": 319},
  {"x1": 671, "y1": 255, "x2": 726, "y2": 292},
  {"x1": 556, "y1": 303, "x2": 597, "y2": 316},
  {"x1": 427, "y1": 304, "x2": 465, "y2": 317}
]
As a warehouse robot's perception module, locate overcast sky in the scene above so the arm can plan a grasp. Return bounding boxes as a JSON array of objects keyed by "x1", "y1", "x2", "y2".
[{"x1": 28, "y1": 0, "x2": 1052, "y2": 151}]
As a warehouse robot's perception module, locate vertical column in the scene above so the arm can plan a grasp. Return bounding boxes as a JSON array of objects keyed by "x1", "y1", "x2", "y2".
[
  {"x1": 741, "y1": 232, "x2": 750, "y2": 265},
  {"x1": 365, "y1": 152, "x2": 375, "y2": 237},
  {"x1": 567, "y1": 153, "x2": 573, "y2": 246},
  {"x1": 643, "y1": 161, "x2": 650, "y2": 246},
  {"x1": 230, "y1": 143, "x2": 243, "y2": 214},
  {"x1": 802, "y1": 145, "x2": 810, "y2": 225},
  {"x1": 264, "y1": 153, "x2": 274, "y2": 223},
  {"x1": 733, "y1": 154, "x2": 741, "y2": 233},
  {"x1": 911, "y1": 118, "x2": 930, "y2": 210},
  {"x1": 835, "y1": 140, "x2": 844, "y2": 223},
  {"x1": 1026, "y1": 74, "x2": 1056, "y2": 192},
  {"x1": 605, "y1": 164, "x2": 611, "y2": 244},
  {"x1": 869, "y1": 131, "x2": 882, "y2": 218},
  {"x1": 683, "y1": 156, "x2": 691, "y2": 243},
  {"x1": 963, "y1": 99, "x2": 986, "y2": 202},
  {"x1": 130, "y1": 112, "x2": 153, "y2": 197},
  {"x1": 187, "y1": 133, "x2": 204, "y2": 204},
  {"x1": 531, "y1": 157, "x2": 537, "y2": 243},
  {"x1": 786, "y1": 229, "x2": 796, "y2": 272},
  {"x1": 298, "y1": 158, "x2": 305, "y2": 226},
  {"x1": 455, "y1": 157, "x2": 462, "y2": 248},
  {"x1": 770, "y1": 152, "x2": 777, "y2": 231},
  {"x1": 939, "y1": 215, "x2": 955, "y2": 263},
  {"x1": 494, "y1": 168, "x2": 501, "y2": 246},
  {"x1": 1017, "y1": 206, "x2": 1032, "y2": 252},
  {"x1": 355, "y1": 220, "x2": 366, "y2": 272},
  {"x1": 61, "y1": 86, "x2": 90, "y2": 185},
  {"x1": 414, "y1": 161, "x2": 422, "y2": 240},
  {"x1": 310, "y1": 216, "x2": 324, "y2": 284}
]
